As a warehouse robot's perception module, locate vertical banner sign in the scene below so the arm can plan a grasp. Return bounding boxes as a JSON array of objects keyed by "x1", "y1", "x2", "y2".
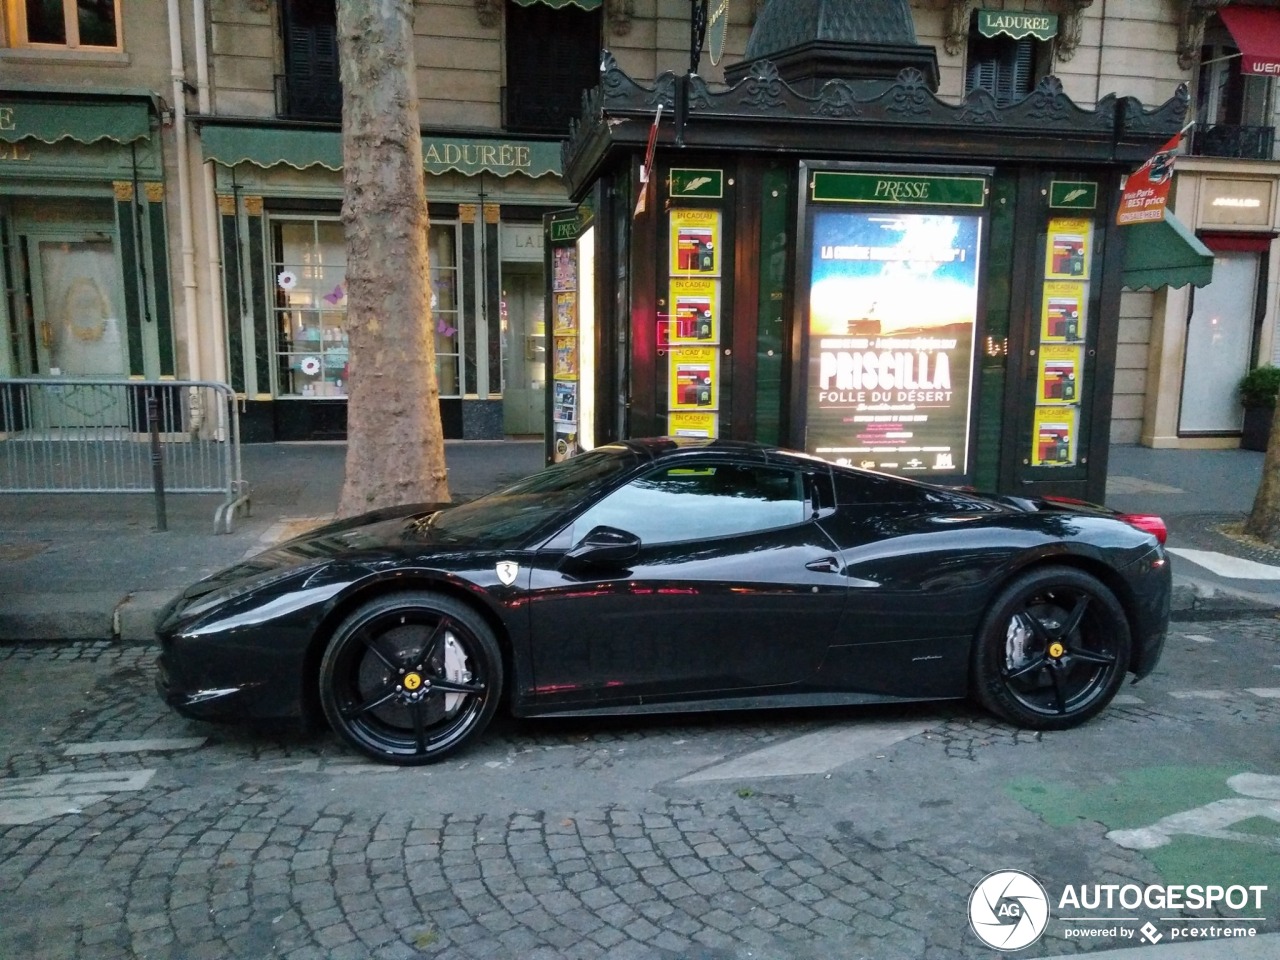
[
  {"x1": 1029, "y1": 215, "x2": 1093, "y2": 467},
  {"x1": 1116, "y1": 132, "x2": 1181, "y2": 226},
  {"x1": 549, "y1": 220, "x2": 581, "y2": 462},
  {"x1": 665, "y1": 208, "x2": 723, "y2": 437},
  {"x1": 806, "y1": 207, "x2": 982, "y2": 475}
]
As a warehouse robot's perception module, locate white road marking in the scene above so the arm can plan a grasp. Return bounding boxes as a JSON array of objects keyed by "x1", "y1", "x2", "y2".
[
  {"x1": 1167, "y1": 548, "x2": 1280, "y2": 580},
  {"x1": 0, "y1": 771, "x2": 156, "y2": 825},
  {"x1": 62, "y1": 737, "x2": 207, "y2": 756},
  {"x1": 1183, "y1": 634, "x2": 1215, "y2": 643},
  {"x1": 677, "y1": 720, "x2": 932, "y2": 782},
  {"x1": 1247, "y1": 688, "x2": 1280, "y2": 699},
  {"x1": 1107, "y1": 773, "x2": 1280, "y2": 851},
  {"x1": 1168, "y1": 690, "x2": 1231, "y2": 700},
  {"x1": 1111, "y1": 694, "x2": 1145, "y2": 705}
]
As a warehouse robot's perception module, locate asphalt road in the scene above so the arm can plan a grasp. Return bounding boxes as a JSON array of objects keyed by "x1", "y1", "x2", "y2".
[{"x1": 1, "y1": 617, "x2": 1277, "y2": 960}]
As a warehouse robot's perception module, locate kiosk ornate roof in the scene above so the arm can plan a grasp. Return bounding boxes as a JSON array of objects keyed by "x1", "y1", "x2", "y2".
[{"x1": 560, "y1": 52, "x2": 1189, "y2": 197}]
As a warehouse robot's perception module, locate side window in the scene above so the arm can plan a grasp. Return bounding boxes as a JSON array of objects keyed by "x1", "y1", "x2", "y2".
[
  {"x1": 570, "y1": 463, "x2": 808, "y2": 545},
  {"x1": 280, "y1": 0, "x2": 342, "y2": 121},
  {"x1": 8, "y1": 0, "x2": 121, "y2": 49},
  {"x1": 503, "y1": 1, "x2": 601, "y2": 135},
  {"x1": 965, "y1": 15, "x2": 1048, "y2": 106}
]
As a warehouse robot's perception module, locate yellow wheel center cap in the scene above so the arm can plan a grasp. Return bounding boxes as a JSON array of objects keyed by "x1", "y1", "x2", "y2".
[
  {"x1": 1048, "y1": 642, "x2": 1065, "y2": 659},
  {"x1": 403, "y1": 673, "x2": 423, "y2": 691}
]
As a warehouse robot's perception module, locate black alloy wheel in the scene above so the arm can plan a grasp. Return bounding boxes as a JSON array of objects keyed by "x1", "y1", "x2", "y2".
[
  {"x1": 319, "y1": 592, "x2": 502, "y2": 764},
  {"x1": 971, "y1": 566, "x2": 1131, "y2": 730}
]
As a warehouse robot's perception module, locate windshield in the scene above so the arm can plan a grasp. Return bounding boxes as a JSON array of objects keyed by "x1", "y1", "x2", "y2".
[{"x1": 424, "y1": 445, "x2": 640, "y2": 545}]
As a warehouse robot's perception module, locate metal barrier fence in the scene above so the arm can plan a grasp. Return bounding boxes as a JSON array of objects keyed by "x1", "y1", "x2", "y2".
[{"x1": 0, "y1": 378, "x2": 251, "y2": 533}]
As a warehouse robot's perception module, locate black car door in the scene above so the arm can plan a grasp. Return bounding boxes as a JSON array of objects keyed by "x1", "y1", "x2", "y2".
[{"x1": 526, "y1": 460, "x2": 847, "y2": 709}]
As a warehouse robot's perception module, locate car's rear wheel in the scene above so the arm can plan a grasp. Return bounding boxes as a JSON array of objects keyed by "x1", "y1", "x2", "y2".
[
  {"x1": 972, "y1": 566, "x2": 1130, "y2": 730},
  {"x1": 319, "y1": 592, "x2": 502, "y2": 765}
]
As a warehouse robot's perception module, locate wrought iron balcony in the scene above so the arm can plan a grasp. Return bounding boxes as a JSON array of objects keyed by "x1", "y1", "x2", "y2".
[
  {"x1": 274, "y1": 74, "x2": 342, "y2": 123},
  {"x1": 1191, "y1": 124, "x2": 1276, "y2": 161}
]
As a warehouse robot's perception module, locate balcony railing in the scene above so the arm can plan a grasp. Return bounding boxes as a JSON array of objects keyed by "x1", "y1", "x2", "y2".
[
  {"x1": 1191, "y1": 124, "x2": 1276, "y2": 161},
  {"x1": 274, "y1": 74, "x2": 342, "y2": 123}
]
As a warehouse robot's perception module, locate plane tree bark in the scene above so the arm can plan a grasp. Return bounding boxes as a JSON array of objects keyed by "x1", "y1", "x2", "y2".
[
  {"x1": 1243, "y1": 401, "x2": 1280, "y2": 545},
  {"x1": 335, "y1": 0, "x2": 450, "y2": 517}
]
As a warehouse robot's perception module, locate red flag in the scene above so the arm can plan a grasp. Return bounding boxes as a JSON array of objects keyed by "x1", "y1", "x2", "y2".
[
  {"x1": 1116, "y1": 131, "x2": 1182, "y2": 226},
  {"x1": 633, "y1": 104, "x2": 663, "y2": 218}
]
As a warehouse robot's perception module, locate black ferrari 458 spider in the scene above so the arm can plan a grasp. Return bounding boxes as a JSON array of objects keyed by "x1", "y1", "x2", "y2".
[{"x1": 156, "y1": 438, "x2": 1170, "y2": 764}]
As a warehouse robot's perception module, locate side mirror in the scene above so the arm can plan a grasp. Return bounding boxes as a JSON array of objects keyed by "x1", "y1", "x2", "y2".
[{"x1": 564, "y1": 525, "x2": 641, "y2": 567}]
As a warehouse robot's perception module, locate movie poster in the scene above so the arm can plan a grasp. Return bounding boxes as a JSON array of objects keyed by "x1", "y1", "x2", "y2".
[
  {"x1": 805, "y1": 210, "x2": 980, "y2": 475},
  {"x1": 1037, "y1": 344, "x2": 1082, "y2": 405},
  {"x1": 1044, "y1": 218, "x2": 1092, "y2": 280},
  {"x1": 668, "y1": 347, "x2": 719, "y2": 410},
  {"x1": 669, "y1": 209, "x2": 721, "y2": 277},
  {"x1": 667, "y1": 411, "x2": 719, "y2": 438},
  {"x1": 1040, "y1": 282, "x2": 1086, "y2": 342},
  {"x1": 1031, "y1": 406, "x2": 1078, "y2": 466},
  {"x1": 666, "y1": 278, "x2": 719, "y2": 345},
  {"x1": 552, "y1": 422, "x2": 580, "y2": 463}
]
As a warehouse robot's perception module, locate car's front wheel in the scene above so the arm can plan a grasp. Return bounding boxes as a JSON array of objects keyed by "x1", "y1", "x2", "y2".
[
  {"x1": 971, "y1": 566, "x2": 1131, "y2": 730},
  {"x1": 319, "y1": 591, "x2": 502, "y2": 764}
]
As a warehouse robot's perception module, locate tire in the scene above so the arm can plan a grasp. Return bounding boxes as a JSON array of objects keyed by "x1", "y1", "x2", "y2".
[
  {"x1": 971, "y1": 566, "x2": 1131, "y2": 730},
  {"x1": 319, "y1": 591, "x2": 503, "y2": 765}
]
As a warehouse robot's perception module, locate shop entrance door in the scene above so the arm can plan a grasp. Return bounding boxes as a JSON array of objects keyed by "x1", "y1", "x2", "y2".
[
  {"x1": 502, "y1": 262, "x2": 546, "y2": 435},
  {"x1": 1179, "y1": 251, "x2": 1257, "y2": 434},
  {"x1": 27, "y1": 234, "x2": 130, "y2": 429}
]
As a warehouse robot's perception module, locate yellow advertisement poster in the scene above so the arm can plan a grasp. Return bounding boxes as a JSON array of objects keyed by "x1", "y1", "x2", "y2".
[
  {"x1": 1036, "y1": 343, "x2": 1082, "y2": 405},
  {"x1": 1044, "y1": 218, "x2": 1092, "y2": 280},
  {"x1": 668, "y1": 346, "x2": 719, "y2": 410},
  {"x1": 667, "y1": 411, "x2": 719, "y2": 438},
  {"x1": 554, "y1": 292, "x2": 576, "y2": 333},
  {"x1": 665, "y1": 278, "x2": 719, "y2": 345},
  {"x1": 1040, "y1": 281, "x2": 1086, "y2": 343},
  {"x1": 553, "y1": 336, "x2": 578, "y2": 380},
  {"x1": 669, "y1": 209, "x2": 721, "y2": 277},
  {"x1": 1031, "y1": 406, "x2": 1079, "y2": 466}
]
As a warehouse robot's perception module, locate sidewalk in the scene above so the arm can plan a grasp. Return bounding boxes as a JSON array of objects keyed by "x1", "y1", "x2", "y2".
[{"x1": 1, "y1": 441, "x2": 1277, "y2": 642}]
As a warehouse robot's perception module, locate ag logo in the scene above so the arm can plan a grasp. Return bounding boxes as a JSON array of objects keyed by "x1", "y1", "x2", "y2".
[
  {"x1": 495, "y1": 561, "x2": 520, "y2": 586},
  {"x1": 968, "y1": 869, "x2": 1050, "y2": 951}
]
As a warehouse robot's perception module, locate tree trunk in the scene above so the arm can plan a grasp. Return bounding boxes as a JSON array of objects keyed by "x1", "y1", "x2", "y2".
[
  {"x1": 1243, "y1": 401, "x2": 1280, "y2": 545},
  {"x1": 335, "y1": 0, "x2": 449, "y2": 517}
]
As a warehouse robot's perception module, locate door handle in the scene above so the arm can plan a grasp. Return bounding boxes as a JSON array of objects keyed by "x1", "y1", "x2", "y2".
[{"x1": 805, "y1": 557, "x2": 841, "y2": 573}]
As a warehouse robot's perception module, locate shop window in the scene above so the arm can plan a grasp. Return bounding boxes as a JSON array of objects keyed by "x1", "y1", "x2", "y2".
[
  {"x1": 503, "y1": 1, "x2": 601, "y2": 134},
  {"x1": 269, "y1": 217, "x2": 463, "y2": 400},
  {"x1": 1193, "y1": 34, "x2": 1275, "y2": 160},
  {"x1": 965, "y1": 20, "x2": 1046, "y2": 106},
  {"x1": 271, "y1": 217, "x2": 348, "y2": 399},
  {"x1": 430, "y1": 222, "x2": 462, "y2": 398},
  {"x1": 278, "y1": 0, "x2": 342, "y2": 121},
  {"x1": 4, "y1": 0, "x2": 121, "y2": 49}
]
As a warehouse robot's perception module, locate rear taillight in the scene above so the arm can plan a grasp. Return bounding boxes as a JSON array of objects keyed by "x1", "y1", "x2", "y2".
[{"x1": 1120, "y1": 513, "x2": 1167, "y2": 545}]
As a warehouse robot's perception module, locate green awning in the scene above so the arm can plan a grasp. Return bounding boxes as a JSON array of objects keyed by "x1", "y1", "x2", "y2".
[
  {"x1": 1121, "y1": 211, "x2": 1215, "y2": 291},
  {"x1": 511, "y1": 0, "x2": 601, "y2": 9},
  {"x1": 199, "y1": 124, "x2": 562, "y2": 178},
  {"x1": 977, "y1": 10, "x2": 1059, "y2": 41},
  {"x1": 0, "y1": 96, "x2": 152, "y2": 145}
]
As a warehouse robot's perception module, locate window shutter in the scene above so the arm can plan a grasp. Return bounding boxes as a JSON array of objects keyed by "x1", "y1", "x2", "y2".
[
  {"x1": 505, "y1": 2, "x2": 602, "y2": 134},
  {"x1": 282, "y1": 0, "x2": 342, "y2": 121}
]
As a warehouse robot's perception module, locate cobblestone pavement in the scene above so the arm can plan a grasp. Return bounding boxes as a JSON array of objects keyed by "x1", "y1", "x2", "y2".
[{"x1": 1, "y1": 618, "x2": 1277, "y2": 959}]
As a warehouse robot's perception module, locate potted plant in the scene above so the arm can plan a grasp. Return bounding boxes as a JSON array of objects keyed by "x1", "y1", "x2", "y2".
[{"x1": 1239, "y1": 364, "x2": 1280, "y2": 451}]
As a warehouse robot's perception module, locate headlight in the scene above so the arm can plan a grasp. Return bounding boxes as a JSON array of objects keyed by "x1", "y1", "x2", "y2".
[{"x1": 178, "y1": 563, "x2": 326, "y2": 621}]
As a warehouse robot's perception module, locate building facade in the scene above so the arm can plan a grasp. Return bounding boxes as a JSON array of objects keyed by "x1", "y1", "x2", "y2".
[{"x1": 2, "y1": 0, "x2": 1277, "y2": 450}]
